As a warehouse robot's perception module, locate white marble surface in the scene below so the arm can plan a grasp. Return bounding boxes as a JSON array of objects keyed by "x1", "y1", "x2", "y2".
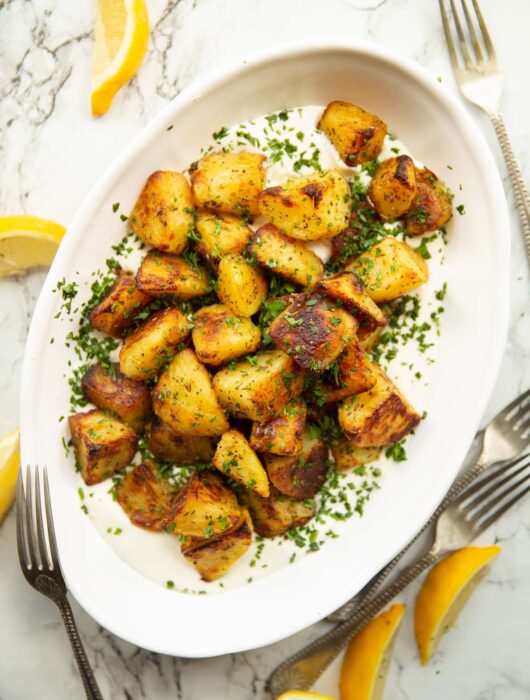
[{"x1": 1, "y1": 0, "x2": 530, "y2": 698}]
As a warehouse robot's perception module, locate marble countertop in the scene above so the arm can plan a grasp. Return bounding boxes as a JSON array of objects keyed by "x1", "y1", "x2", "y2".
[{"x1": 1, "y1": 0, "x2": 530, "y2": 698}]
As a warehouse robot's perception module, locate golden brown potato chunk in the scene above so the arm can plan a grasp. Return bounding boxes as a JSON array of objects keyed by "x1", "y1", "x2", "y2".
[
  {"x1": 190, "y1": 151, "x2": 266, "y2": 217},
  {"x1": 192, "y1": 304, "x2": 261, "y2": 366},
  {"x1": 129, "y1": 171, "x2": 194, "y2": 254},
  {"x1": 405, "y1": 168, "x2": 453, "y2": 235},
  {"x1": 318, "y1": 101, "x2": 387, "y2": 165},
  {"x1": 216, "y1": 253, "x2": 268, "y2": 317},
  {"x1": 265, "y1": 429, "x2": 328, "y2": 500},
  {"x1": 331, "y1": 438, "x2": 381, "y2": 472},
  {"x1": 338, "y1": 366, "x2": 420, "y2": 447},
  {"x1": 358, "y1": 325, "x2": 385, "y2": 353},
  {"x1": 115, "y1": 461, "x2": 175, "y2": 530},
  {"x1": 349, "y1": 237, "x2": 429, "y2": 303},
  {"x1": 89, "y1": 272, "x2": 151, "y2": 337},
  {"x1": 81, "y1": 363, "x2": 151, "y2": 430},
  {"x1": 181, "y1": 509, "x2": 253, "y2": 581},
  {"x1": 258, "y1": 170, "x2": 351, "y2": 241},
  {"x1": 318, "y1": 341, "x2": 378, "y2": 403},
  {"x1": 195, "y1": 211, "x2": 253, "y2": 266},
  {"x1": 248, "y1": 224, "x2": 324, "y2": 288},
  {"x1": 152, "y1": 349, "x2": 229, "y2": 437},
  {"x1": 212, "y1": 350, "x2": 304, "y2": 422},
  {"x1": 119, "y1": 307, "x2": 191, "y2": 381},
  {"x1": 68, "y1": 409, "x2": 138, "y2": 485},
  {"x1": 212, "y1": 429, "x2": 269, "y2": 497},
  {"x1": 368, "y1": 155, "x2": 417, "y2": 220},
  {"x1": 136, "y1": 250, "x2": 210, "y2": 300},
  {"x1": 268, "y1": 293, "x2": 357, "y2": 372},
  {"x1": 146, "y1": 418, "x2": 215, "y2": 464},
  {"x1": 163, "y1": 470, "x2": 242, "y2": 538},
  {"x1": 250, "y1": 397, "x2": 306, "y2": 456},
  {"x1": 241, "y1": 486, "x2": 315, "y2": 538}
]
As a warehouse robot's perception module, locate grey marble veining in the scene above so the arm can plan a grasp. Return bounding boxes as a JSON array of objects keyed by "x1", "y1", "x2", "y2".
[{"x1": 1, "y1": 0, "x2": 530, "y2": 698}]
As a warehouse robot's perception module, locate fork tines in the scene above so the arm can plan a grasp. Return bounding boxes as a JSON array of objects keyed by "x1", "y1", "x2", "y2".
[{"x1": 439, "y1": 0, "x2": 497, "y2": 70}]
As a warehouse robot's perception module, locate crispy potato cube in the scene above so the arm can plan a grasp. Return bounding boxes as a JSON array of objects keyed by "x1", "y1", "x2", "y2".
[
  {"x1": 146, "y1": 418, "x2": 215, "y2": 464},
  {"x1": 163, "y1": 470, "x2": 242, "y2": 538},
  {"x1": 217, "y1": 253, "x2": 268, "y2": 317},
  {"x1": 115, "y1": 461, "x2": 175, "y2": 530},
  {"x1": 192, "y1": 304, "x2": 261, "y2": 366},
  {"x1": 136, "y1": 250, "x2": 210, "y2": 300},
  {"x1": 196, "y1": 211, "x2": 253, "y2": 266},
  {"x1": 265, "y1": 429, "x2": 328, "y2": 500},
  {"x1": 318, "y1": 101, "x2": 387, "y2": 165},
  {"x1": 129, "y1": 171, "x2": 194, "y2": 254},
  {"x1": 368, "y1": 155, "x2": 417, "y2": 220},
  {"x1": 181, "y1": 509, "x2": 253, "y2": 581},
  {"x1": 213, "y1": 429, "x2": 269, "y2": 497},
  {"x1": 405, "y1": 167, "x2": 453, "y2": 235},
  {"x1": 331, "y1": 438, "x2": 381, "y2": 472},
  {"x1": 258, "y1": 170, "x2": 351, "y2": 241},
  {"x1": 316, "y1": 271, "x2": 387, "y2": 339},
  {"x1": 212, "y1": 350, "x2": 304, "y2": 422},
  {"x1": 250, "y1": 397, "x2": 306, "y2": 456},
  {"x1": 338, "y1": 366, "x2": 420, "y2": 447},
  {"x1": 359, "y1": 325, "x2": 385, "y2": 352},
  {"x1": 119, "y1": 307, "x2": 191, "y2": 381},
  {"x1": 153, "y1": 349, "x2": 229, "y2": 437},
  {"x1": 349, "y1": 236, "x2": 429, "y2": 303},
  {"x1": 318, "y1": 341, "x2": 378, "y2": 403},
  {"x1": 248, "y1": 224, "x2": 323, "y2": 288},
  {"x1": 81, "y1": 363, "x2": 151, "y2": 430},
  {"x1": 68, "y1": 409, "x2": 138, "y2": 485},
  {"x1": 268, "y1": 293, "x2": 357, "y2": 372},
  {"x1": 190, "y1": 151, "x2": 266, "y2": 217},
  {"x1": 241, "y1": 486, "x2": 315, "y2": 538},
  {"x1": 89, "y1": 272, "x2": 151, "y2": 337}
]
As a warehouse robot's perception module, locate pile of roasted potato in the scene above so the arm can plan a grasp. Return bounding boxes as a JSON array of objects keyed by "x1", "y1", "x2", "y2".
[{"x1": 68, "y1": 100, "x2": 453, "y2": 582}]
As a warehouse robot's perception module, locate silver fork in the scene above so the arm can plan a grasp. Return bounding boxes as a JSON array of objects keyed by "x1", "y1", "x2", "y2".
[
  {"x1": 17, "y1": 466, "x2": 103, "y2": 700},
  {"x1": 268, "y1": 452, "x2": 530, "y2": 696},
  {"x1": 439, "y1": 0, "x2": 530, "y2": 261}
]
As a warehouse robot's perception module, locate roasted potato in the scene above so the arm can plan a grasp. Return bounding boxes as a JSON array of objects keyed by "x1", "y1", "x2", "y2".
[
  {"x1": 152, "y1": 349, "x2": 229, "y2": 436},
  {"x1": 249, "y1": 397, "x2": 306, "y2": 456},
  {"x1": 368, "y1": 155, "x2": 417, "y2": 220},
  {"x1": 241, "y1": 486, "x2": 315, "y2": 538},
  {"x1": 316, "y1": 271, "x2": 387, "y2": 339},
  {"x1": 257, "y1": 170, "x2": 351, "y2": 241},
  {"x1": 212, "y1": 429, "x2": 269, "y2": 497},
  {"x1": 119, "y1": 307, "x2": 191, "y2": 381},
  {"x1": 338, "y1": 366, "x2": 420, "y2": 447},
  {"x1": 195, "y1": 211, "x2": 253, "y2": 266},
  {"x1": 212, "y1": 350, "x2": 304, "y2": 422},
  {"x1": 136, "y1": 250, "x2": 210, "y2": 300},
  {"x1": 349, "y1": 236, "x2": 429, "y2": 303},
  {"x1": 146, "y1": 418, "x2": 215, "y2": 464},
  {"x1": 129, "y1": 171, "x2": 194, "y2": 254},
  {"x1": 190, "y1": 151, "x2": 266, "y2": 217},
  {"x1": 181, "y1": 509, "x2": 253, "y2": 581},
  {"x1": 81, "y1": 363, "x2": 151, "y2": 430},
  {"x1": 248, "y1": 224, "x2": 324, "y2": 288},
  {"x1": 268, "y1": 293, "x2": 357, "y2": 372},
  {"x1": 405, "y1": 167, "x2": 453, "y2": 235},
  {"x1": 216, "y1": 253, "x2": 268, "y2": 317},
  {"x1": 318, "y1": 341, "x2": 378, "y2": 402},
  {"x1": 115, "y1": 461, "x2": 175, "y2": 530},
  {"x1": 358, "y1": 325, "x2": 385, "y2": 353},
  {"x1": 318, "y1": 101, "x2": 387, "y2": 165},
  {"x1": 163, "y1": 470, "x2": 242, "y2": 538},
  {"x1": 89, "y1": 272, "x2": 151, "y2": 337},
  {"x1": 192, "y1": 304, "x2": 261, "y2": 366},
  {"x1": 68, "y1": 409, "x2": 138, "y2": 485},
  {"x1": 331, "y1": 438, "x2": 381, "y2": 471}
]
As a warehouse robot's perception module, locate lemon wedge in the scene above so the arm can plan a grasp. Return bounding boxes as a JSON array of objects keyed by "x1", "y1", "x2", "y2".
[
  {"x1": 340, "y1": 603, "x2": 405, "y2": 700},
  {"x1": 276, "y1": 693, "x2": 336, "y2": 700},
  {"x1": 414, "y1": 545, "x2": 501, "y2": 664},
  {"x1": 91, "y1": 0, "x2": 150, "y2": 116},
  {"x1": 0, "y1": 428, "x2": 20, "y2": 523},
  {"x1": 0, "y1": 215, "x2": 65, "y2": 277}
]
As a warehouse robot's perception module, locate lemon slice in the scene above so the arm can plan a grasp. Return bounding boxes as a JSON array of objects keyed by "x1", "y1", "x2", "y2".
[
  {"x1": 0, "y1": 428, "x2": 20, "y2": 523},
  {"x1": 276, "y1": 693, "x2": 336, "y2": 700},
  {"x1": 91, "y1": 0, "x2": 150, "y2": 116},
  {"x1": 414, "y1": 545, "x2": 501, "y2": 664},
  {"x1": 0, "y1": 215, "x2": 66, "y2": 277},
  {"x1": 340, "y1": 603, "x2": 405, "y2": 700}
]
